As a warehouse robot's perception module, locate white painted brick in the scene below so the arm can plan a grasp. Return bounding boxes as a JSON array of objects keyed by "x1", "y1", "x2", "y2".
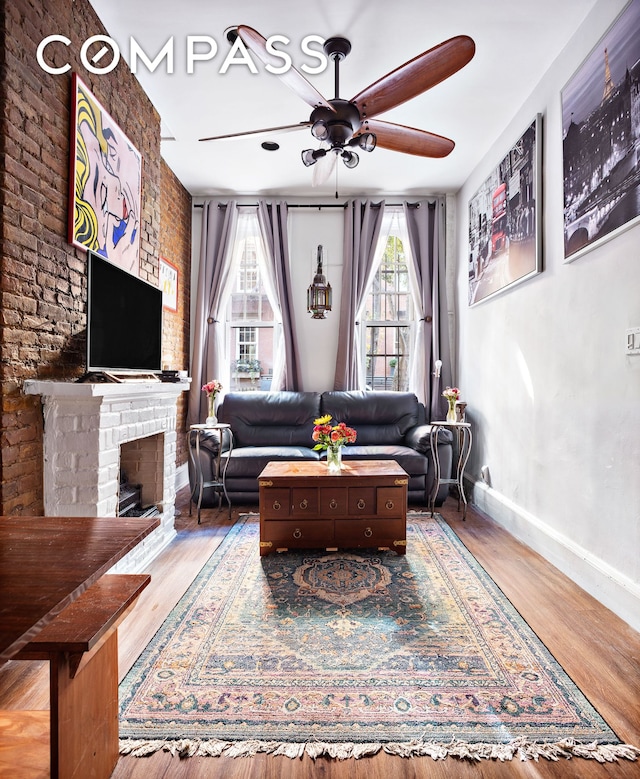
[
  {"x1": 56, "y1": 416, "x2": 80, "y2": 433},
  {"x1": 99, "y1": 448, "x2": 120, "y2": 468},
  {"x1": 108, "y1": 401, "x2": 133, "y2": 414},
  {"x1": 99, "y1": 428, "x2": 116, "y2": 450},
  {"x1": 57, "y1": 468, "x2": 97, "y2": 488},
  {"x1": 96, "y1": 497, "x2": 117, "y2": 516},
  {"x1": 53, "y1": 452, "x2": 78, "y2": 470},
  {"x1": 38, "y1": 383, "x2": 184, "y2": 564},
  {"x1": 60, "y1": 431, "x2": 100, "y2": 453},
  {"x1": 77, "y1": 453, "x2": 101, "y2": 470},
  {"x1": 55, "y1": 486, "x2": 77, "y2": 505},
  {"x1": 98, "y1": 412, "x2": 123, "y2": 430}
]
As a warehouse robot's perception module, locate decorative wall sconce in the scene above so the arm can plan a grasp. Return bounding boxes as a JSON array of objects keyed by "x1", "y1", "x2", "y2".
[{"x1": 307, "y1": 245, "x2": 332, "y2": 319}]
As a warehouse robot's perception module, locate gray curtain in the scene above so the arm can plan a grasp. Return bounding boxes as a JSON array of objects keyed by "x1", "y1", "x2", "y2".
[
  {"x1": 403, "y1": 198, "x2": 451, "y2": 421},
  {"x1": 334, "y1": 199, "x2": 386, "y2": 390},
  {"x1": 257, "y1": 200, "x2": 301, "y2": 391},
  {"x1": 188, "y1": 199, "x2": 238, "y2": 426}
]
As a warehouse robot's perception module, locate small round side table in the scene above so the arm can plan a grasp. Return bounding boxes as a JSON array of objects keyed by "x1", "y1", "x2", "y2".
[
  {"x1": 187, "y1": 423, "x2": 233, "y2": 523},
  {"x1": 428, "y1": 420, "x2": 472, "y2": 519}
]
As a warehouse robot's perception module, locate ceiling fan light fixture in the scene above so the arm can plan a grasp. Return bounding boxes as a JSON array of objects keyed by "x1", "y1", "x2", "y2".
[
  {"x1": 301, "y1": 148, "x2": 327, "y2": 167},
  {"x1": 341, "y1": 149, "x2": 359, "y2": 169},
  {"x1": 311, "y1": 119, "x2": 329, "y2": 141},
  {"x1": 355, "y1": 132, "x2": 377, "y2": 152}
]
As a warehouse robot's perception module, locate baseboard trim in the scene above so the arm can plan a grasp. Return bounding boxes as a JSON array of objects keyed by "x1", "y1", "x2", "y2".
[
  {"x1": 175, "y1": 461, "x2": 190, "y2": 493},
  {"x1": 469, "y1": 480, "x2": 640, "y2": 633}
]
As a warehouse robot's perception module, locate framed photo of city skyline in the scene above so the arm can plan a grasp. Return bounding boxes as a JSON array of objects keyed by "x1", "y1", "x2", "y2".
[
  {"x1": 562, "y1": 0, "x2": 640, "y2": 262},
  {"x1": 468, "y1": 115, "x2": 542, "y2": 307}
]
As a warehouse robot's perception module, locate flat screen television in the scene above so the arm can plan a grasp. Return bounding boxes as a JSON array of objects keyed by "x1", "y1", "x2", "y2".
[{"x1": 87, "y1": 251, "x2": 163, "y2": 373}]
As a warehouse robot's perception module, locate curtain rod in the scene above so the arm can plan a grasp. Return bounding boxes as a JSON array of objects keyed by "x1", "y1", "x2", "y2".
[{"x1": 193, "y1": 202, "x2": 422, "y2": 209}]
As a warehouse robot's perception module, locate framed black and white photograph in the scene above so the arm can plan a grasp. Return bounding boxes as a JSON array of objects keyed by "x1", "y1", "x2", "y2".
[
  {"x1": 468, "y1": 115, "x2": 542, "y2": 306},
  {"x1": 562, "y1": 0, "x2": 640, "y2": 262}
]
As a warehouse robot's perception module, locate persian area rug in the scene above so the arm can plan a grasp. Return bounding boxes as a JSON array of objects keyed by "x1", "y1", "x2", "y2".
[{"x1": 119, "y1": 514, "x2": 639, "y2": 763}]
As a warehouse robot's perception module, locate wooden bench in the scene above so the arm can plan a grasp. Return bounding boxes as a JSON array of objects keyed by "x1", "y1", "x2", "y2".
[{"x1": 12, "y1": 574, "x2": 150, "y2": 779}]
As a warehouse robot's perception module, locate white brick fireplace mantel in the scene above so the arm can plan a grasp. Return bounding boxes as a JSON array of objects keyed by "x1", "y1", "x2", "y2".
[{"x1": 24, "y1": 379, "x2": 190, "y2": 572}]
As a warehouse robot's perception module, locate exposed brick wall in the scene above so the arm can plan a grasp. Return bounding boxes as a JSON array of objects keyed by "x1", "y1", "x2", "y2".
[
  {"x1": 0, "y1": 0, "x2": 191, "y2": 515},
  {"x1": 160, "y1": 161, "x2": 192, "y2": 465}
]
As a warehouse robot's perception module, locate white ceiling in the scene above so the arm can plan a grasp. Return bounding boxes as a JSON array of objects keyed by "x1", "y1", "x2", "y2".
[{"x1": 88, "y1": 0, "x2": 600, "y2": 198}]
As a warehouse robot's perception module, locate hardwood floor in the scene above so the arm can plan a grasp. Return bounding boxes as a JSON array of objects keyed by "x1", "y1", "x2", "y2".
[{"x1": 1, "y1": 488, "x2": 639, "y2": 778}]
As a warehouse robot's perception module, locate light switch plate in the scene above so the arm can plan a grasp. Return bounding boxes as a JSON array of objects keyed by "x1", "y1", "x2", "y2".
[{"x1": 627, "y1": 327, "x2": 640, "y2": 355}]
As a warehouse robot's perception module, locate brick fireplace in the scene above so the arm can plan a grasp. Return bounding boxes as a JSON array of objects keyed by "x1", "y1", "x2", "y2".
[{"x1": 24, "y1": 379, "x2": 189, "y2": 572}]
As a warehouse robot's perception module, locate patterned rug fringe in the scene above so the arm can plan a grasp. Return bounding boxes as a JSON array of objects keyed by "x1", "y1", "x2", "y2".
[{"x1": 119, "y1": 737, "x2": 640, "y2": 762}]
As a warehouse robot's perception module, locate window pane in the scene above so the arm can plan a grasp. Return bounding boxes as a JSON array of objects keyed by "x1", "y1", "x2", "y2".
[
  {"x1": 226, "y1": 219, "x2": 274, "y2": 391},
  {"x1": 365, "y1": 325, "x2": 411, "y2": 391},
  {"x1": 363, "y1": 229, "x2": 414, "y2": 391}
]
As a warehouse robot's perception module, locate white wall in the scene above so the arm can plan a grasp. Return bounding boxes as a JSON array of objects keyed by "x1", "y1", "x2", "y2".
[
  {"x1": 455, "y1": 0, "x2": 640, "y2": 630},
  {"x1": 289, "y1": 208, "x2": 345, "y2": 390}
]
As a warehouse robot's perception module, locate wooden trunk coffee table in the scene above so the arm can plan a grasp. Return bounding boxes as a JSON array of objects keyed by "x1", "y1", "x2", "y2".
[{"x1": 258, "y1": 460, "x2": 408, "y2": 556}]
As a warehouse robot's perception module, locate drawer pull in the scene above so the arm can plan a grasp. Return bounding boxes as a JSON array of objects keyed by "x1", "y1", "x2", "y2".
[
  {"x1": 299, "y1": 499, "x2": 308, "y2": 510},
  {"x1": 293, "y1": 528, "x2": 302, "y2": 539},
  {"x1": 329, "y1": 498, "x2": 338, "y2": 510},
  {"x1": 273, "y1": 500, "x2": 281, "y2": 511},
  {"x1": 385, "y1": 500, "x2": 394, "y2": 510},
  {"x1": 364, "y1": 527, "x2": 373, "y2": 538},
  {"x1": 357, "y1": 498, "x2": 366, "y2": 510}
]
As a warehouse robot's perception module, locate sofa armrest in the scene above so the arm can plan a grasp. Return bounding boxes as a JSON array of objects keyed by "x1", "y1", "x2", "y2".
[
  {"x1": 197, "y1": 429, "x2": 221, "y2": 455},
  {"x1": 405, "y1": 423, "x2": 453, "y2": 453}
]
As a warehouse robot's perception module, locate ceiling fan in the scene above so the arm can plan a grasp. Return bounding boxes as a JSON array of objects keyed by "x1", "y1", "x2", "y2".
[{"x1": 199, "y1": 26, "x2": 475, "y2": 174}]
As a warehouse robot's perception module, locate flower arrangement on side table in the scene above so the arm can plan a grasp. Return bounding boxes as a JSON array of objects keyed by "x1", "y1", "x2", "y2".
[
  {"x1": 202, "y1": 379, "x2": 223, "y2": 425},
  {"x1": 312, "y1": 415, "x2": 357, "y2": 473},
  {"x1": 442, "y1": 386, "x2": 460, "y2": 423}
]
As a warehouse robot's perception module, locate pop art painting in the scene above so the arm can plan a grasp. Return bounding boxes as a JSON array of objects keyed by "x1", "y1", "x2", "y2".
[{"x1": 69, "y1": 73, "x2": 142, "y2": 276}]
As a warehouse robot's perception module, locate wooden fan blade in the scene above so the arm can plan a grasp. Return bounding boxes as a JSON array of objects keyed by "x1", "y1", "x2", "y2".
[
  {"x1": 236, "y1": 26, "x2": 334, "y2": 111},
  {"x1": 357, "y1": 120, "x2": 455, "y2": 158},
  {"x1": 199, "y1": 122, "x2": 311, "y2": 142},
  {"x1": 351, "y1": 35, "x2": 475, "y2": 120}
]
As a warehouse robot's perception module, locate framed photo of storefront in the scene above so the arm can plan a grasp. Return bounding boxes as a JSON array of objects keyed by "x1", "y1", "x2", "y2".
[
  {"x1": 468, "y1": 114, "x2": 542, "y2": 306},
  {"x1": 562, "y1": 0, "x2": 640, "y2": 262},
  {"x1": 68, "y1": 73, "x2": 142, "y2": 277}
]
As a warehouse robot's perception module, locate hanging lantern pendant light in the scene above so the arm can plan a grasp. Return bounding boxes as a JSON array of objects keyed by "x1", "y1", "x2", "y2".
[{"x1": 307, "y1": 245, "x2": 332, "y2": 319}]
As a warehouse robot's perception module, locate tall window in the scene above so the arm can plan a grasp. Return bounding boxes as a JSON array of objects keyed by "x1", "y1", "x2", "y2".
[
  {"x1": 362, "y1": 213, "x2": 415, "y2": 391},
  {"x1": 226, "y1": 214, "x2": 275, "y2": 391}
]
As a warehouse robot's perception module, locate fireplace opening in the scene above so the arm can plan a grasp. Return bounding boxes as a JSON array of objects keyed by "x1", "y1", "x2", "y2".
[
  {"x1": 118, "y1": 434, "x2": 164, "y2": 517},
  {"x1": 119, "y1": 469, "x2": 160, "y2": 517}
]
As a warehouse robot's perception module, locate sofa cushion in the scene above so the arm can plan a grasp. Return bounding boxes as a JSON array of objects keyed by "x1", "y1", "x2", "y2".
[
  {"x1": 338, "y1": 444, "x2": 429, "y2": 475},
  {"x1": 225, "y1": 445, "x2": 320, "y2": 479},
  {"x1": 321, "y1": 391, "x2": 420, "y2": 445},
  {"x1": 218, "y1": 391, "x2": 321, "y2": 448}
]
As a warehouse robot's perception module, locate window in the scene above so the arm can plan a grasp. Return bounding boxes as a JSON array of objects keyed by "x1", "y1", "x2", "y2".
[
  {"x1": 226, "y1": 215, "x2": 275, "y2": 391},
  {"x1": 362, "y1": 214, "x2": 415, "y2": 391},
  {"x1": 237, "y1": 242, "x2": 259, "y2": 293},
  {"x1": 236, "y1": 326, "x2": 257, "y2": 363}
]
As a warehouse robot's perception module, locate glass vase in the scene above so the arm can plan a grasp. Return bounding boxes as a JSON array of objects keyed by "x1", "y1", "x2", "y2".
[
  {"x1": 205, "y1": 394, "x2": 217, "y2": 426},
  {"x1": 446, "y1": 399, "x2": 457, "y2": 423},
  {"x1": 326, "y1": 444, "x2": 343, "y2": 473}
]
